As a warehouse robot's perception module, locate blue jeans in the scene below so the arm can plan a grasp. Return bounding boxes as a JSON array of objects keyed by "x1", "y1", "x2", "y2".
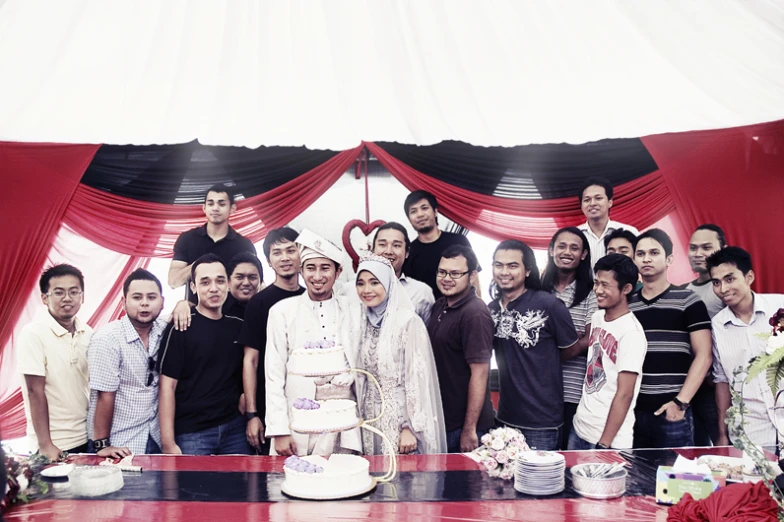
[
  {"x1": 633, "y1": 408, "x2": 694, "y2": 449},
  {"x1": 145, "y1": 436, "x2": 162, "y2": 454},
  {"x1": 175, "y1": 415, "x2": 252, "y2": 456},
  {"x1": 446, "y1": 427, "x2": 491, "y2": 453},
  {"x1": 500, "y1": 423, "x2": 562, "y2": 451},
  {"x1": 567, "y1": 430, "x2": 596, "y2": 451}
]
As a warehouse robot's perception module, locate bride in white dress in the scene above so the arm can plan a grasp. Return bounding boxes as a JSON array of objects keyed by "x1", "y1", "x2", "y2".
[{"x1": 354, "y1": 254, "x2": 447, "y2": 455}]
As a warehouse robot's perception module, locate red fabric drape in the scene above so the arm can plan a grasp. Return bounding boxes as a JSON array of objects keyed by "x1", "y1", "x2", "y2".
[
  {"x1": 63, "y1": 144, "x2": 364, "y2": 256},
  {"x1": 0, "y1": 142, "x2": 100, "y2": 438},
  {"x1": 0, "y1": 144, "x2": 363, "y2": 439},
  {"x1": 667, "y1": 480, "x2": 779, "y2": 521},
  {"x1": 365, "y1": 141, "x2": 675, "y2": 249},
  {"x1": 643, "y1": 119, "x2": 784, "y2": 293}
]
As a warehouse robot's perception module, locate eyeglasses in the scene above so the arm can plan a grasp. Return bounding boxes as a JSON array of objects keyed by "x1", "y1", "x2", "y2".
[
  {"x1": 436, "y1": 270, "x2": 470, "y2": 280},
  {"x1": 47, "y1": 289, "x2": 83, "y2": 299},
  {"x1": 147, "y1": 356, "x2": 157, "y2": 387}
]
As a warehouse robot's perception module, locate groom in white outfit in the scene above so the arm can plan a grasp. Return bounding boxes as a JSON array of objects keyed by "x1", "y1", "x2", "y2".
[{"x1": 265, "y1": 229, "x2": 362, "y2": 456}]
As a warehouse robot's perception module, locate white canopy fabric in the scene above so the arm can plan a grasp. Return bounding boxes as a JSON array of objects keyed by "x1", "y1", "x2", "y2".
[{"x1": 1, "y1": 0, "x2": 782, "y2": 149}]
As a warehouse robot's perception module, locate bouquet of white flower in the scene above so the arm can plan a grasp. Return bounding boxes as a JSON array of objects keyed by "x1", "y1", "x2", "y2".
[{"x1": 472, "y1": 427, "x2": 530, "y2": 480}]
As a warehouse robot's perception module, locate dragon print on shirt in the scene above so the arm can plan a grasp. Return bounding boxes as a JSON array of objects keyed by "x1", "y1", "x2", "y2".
[{"x1": 492, "y1": 308, "x2": 549, "y2": 349}]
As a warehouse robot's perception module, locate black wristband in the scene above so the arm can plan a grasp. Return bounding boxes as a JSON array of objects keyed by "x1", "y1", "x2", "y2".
[
  {"x1": 595, "y1": 442, "x2": 609, "y2": 450},
  {"x1": 672, "y1": 397, "x2": 690, "y2": 411},
  {"x1": 245, "y1": 411, "x2": 260, "y2": 421},
  {"x1": 93, "y1": 438, "x2": 110, "y2": 451}
]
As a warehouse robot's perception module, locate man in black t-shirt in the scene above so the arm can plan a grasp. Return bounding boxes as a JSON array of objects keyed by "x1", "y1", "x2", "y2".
[
  {"x1": 402, "y1": 190, "x2": 477, "y2": 300},
  {"x1": 239, "y1": 228, "x2": 305, "y2": 454},
  {"x1": 159, "y1": 254, "x2": 250, "y2": 455},
  {"x1": 168, "y1": 183, "x2": 256, "y2": 303},
  {"x1": 223, "y1": 251, "x2": 263, "y2": 319}
]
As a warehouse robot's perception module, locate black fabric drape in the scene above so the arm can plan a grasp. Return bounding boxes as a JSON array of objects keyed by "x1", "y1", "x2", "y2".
[
  {"x1": 375, "y1": 139, "x2": 658, "y2": 200},
  {"x1": 81, "y1": 141, "x2": 340, "y2": 204}
]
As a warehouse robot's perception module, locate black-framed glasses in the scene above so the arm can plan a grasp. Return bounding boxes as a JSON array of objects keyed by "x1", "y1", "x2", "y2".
[
  {"x1": 147, "y1": 356, "x2": 157, "y2": 387},
  {"x1": 436, "y1": 270, "x2": 470, "y2": 280}
]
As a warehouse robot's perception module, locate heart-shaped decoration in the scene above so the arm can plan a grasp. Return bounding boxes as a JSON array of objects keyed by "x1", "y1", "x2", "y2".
[{"x1": 342, "y1": 219, "x2": 386, "y2": 271}]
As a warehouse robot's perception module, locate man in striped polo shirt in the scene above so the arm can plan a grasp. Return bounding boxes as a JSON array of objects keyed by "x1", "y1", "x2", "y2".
[{"x1": 628, "y1": 229, "x2": 712, "y2": 448}]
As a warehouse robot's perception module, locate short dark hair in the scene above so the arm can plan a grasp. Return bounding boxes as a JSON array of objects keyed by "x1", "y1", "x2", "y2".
[
  {"x1": 707, "y1": 246, "x2": 753, "y2": 275},
  {"x1": 39, "y1": 264, "x2": 84, "y2": 294},
  {"x1": 404, "y1": 190, "x2": 438, "y2": 216},
  {"x1": 441, "y1": 245, "x2": 479, "y2": 273},
  {"x1": 594, "y1": 254, "x2": 639, "y2": 291},
  {"x1": 228, "y1": 252, "x2": 263, "y2": 282},
  {"x1": 262, "y1": 227, "x2": 299, "y2": 260},
  {"x1": 372, "y1": 222, "x2": 411, "y2": 253},
  {"x1": 634, "y1": 228, "x2": 673, "y2": 257},
  {"x1": 122, "y1": 268, "x2": 162, "y2": 297},
  {"x1": 603, "y1": 228, "x2": 637, "y2": 250},
  {"x1": 579, "y1": 177, "x2": 614, "y2": 203},
  {"x1": 694, "y1": 224, "x2": 727, "y2": 249},
  {"x1": 191, "y1": 253, "x2": 227, "y2": 282},
  {"x1": 205, "y1": 183, "x2": 235, "y2": 205},
  {"x1": 493, "y1": 239, "x2": 542, "y2": 290}
]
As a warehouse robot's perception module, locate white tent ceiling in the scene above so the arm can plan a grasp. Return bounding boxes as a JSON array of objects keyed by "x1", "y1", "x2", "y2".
[{"x1": 1, "y1": 0, "x2": 782, "y2": 149}]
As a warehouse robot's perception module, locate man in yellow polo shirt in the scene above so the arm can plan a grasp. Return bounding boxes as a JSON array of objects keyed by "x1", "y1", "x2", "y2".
[{"x1": 17, "y1": 264, "x2": 93, "y2": 460}]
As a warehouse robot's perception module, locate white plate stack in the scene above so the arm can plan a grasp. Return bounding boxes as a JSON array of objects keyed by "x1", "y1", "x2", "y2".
[{"x1": 514, "y1": 450, "x2": 566, "y2": 496}]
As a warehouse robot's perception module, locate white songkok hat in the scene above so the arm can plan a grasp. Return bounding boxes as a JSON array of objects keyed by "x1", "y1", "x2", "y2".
[{"x1": 296, "y1": 229, "x2": 345, "y2": 265}]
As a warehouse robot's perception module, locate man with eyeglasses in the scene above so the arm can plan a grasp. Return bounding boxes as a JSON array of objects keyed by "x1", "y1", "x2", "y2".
[
  {"x1": 427, "y1": 245, "x2": 495, "y2": 453},
  {"x1": 490, "y1": 240, "x2": 578, "y2": 451},
  {"x1": 18, "y1": 264, "x2": 93, "y2": 460},
  {"x1": 86, "y1": 269, "x2": 167, "y2": 456}
]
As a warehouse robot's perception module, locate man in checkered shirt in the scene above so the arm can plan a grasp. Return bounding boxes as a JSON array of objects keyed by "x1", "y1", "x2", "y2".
[{"x1": 87, "y1": 269, "x2": 168, "y2": 455}]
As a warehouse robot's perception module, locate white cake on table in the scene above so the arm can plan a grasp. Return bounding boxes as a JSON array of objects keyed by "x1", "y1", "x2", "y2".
[
  {"x1": 290, "y1": 340, "x2": 348, "y2": 376},
  {"x1": 290, "y1": 398, "x2": 359, "y2": 433},
  {"x1": 282, "y1": 455, "x2": 373, "y2": 499}
]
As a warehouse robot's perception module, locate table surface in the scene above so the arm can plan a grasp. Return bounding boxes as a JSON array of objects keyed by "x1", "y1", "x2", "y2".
[{"x1": 5, "y1": 446, "x2": 767, "y2": 522}]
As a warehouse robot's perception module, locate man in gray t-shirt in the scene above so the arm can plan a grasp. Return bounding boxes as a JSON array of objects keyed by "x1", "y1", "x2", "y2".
[
  {"x1": 686, "y1": 224, "x2": 727, "y2": 319},
  {"x1": 683, "y1": 224, "x2": 726, "y2": 447}
]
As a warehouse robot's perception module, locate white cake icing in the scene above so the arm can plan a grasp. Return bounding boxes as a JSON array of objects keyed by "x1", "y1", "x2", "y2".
[
  {"x1": 290, "y1": 399, "x2": 359, "y2": 433},
  {"x1": 283, "y1": 455, "x2": 372, "y2": 498},
  {"x1": 290, "y1": 344, "x2": 348, "y2": 375}
]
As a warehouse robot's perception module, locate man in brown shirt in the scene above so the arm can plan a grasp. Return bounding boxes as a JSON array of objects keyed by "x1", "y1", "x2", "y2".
[{"x1": 427, "y1": 245, "x2": 495, "y2": 453}]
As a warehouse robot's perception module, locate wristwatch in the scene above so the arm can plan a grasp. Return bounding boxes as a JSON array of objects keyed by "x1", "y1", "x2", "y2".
[
  {"x1": 93, "y1": 438, "x2": 110, "y2": 451},
  {"x1": 245, "y1": 411, "x2": 260, "y2": 421},
  {"x1": 595, "y1": 442, "x2": 609, "y2": 450},
  {"x1": 672, "y1": 397, "x2": 690, "y2": 411}
]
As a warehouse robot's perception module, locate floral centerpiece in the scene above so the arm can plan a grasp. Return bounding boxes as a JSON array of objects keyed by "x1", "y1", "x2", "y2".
[
  {"x1": 725, "y1": 308, "x2": 784, "y2": 517},
  {"x1": 1, "y1": 451, "x2": 51, "y2": 516},
  {"x1": 473, "y1": 427, "x2": 530, "y2": 480}
]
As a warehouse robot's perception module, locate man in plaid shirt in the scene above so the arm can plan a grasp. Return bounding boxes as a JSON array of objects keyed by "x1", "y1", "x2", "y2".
[{"x1": 87, "y1": 269, "x2": 168, "y2": 455}]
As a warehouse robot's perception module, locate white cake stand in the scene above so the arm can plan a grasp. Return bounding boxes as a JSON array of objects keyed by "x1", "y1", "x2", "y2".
[{"x1": 282, "y1": 367, "x2": 398, "y2": 499}]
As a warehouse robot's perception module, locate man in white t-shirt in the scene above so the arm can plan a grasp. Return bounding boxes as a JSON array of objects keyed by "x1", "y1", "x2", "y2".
[
  {"x1": 577, "y1": 177, "x2": 640, "y2": 267},
  {"x1": 570, "y1": 254, "x2": 647, "y2": 450}
]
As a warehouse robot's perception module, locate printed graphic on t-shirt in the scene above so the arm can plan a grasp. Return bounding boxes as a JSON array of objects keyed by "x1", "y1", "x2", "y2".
[
  {"x1": 584, "y1": 327, "x2": 618, "y2": 394},
  {"x1": 492, "y1": 309, "x2": 549, "y2": 349}
]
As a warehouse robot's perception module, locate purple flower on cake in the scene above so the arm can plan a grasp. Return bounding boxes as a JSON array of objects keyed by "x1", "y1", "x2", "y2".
[
  {"x1": 303, "y1": 340, "x2": 337, "y2": 350},
  {"x1": 293, "y1": 398, "x2": 321, "y2": 410},
  {"x1": 284, "y1": 456, "x2": 323, "y2": 474}
]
